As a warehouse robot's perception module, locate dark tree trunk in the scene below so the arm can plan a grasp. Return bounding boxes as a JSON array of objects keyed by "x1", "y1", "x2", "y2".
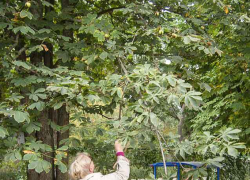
[
  {"x1": 37, "y1": 109, "x2": 54, "y2": 180},
  {"x1": 41, "y1": 42, "x2": 56, "y2": 180},
  {"x1": 44, "y1": 43, "x2": 54, "y2": 68},
  {"x1": 56, "y1": 2, "x2": 71, "y2": 179},
  {"x1": 55, "y1": 1, "x2": 72, "y2": 179},
  {"x1": 56, "y1": 105, "x2": 69, "y2": 180},
  {"x1": 30, "y1": 51, "x2": 43, "y2": 65},
  {"x1": 45, "y1": 0, "x2": 55, "y2": 14},
  {"x1": 16, "y1": 36, "x2": 41, "y2": 180},
  {"x1": 27, "y1": 51, "x2": 43, "y2": 179},
  {"x1": 27, "y1": 41, "x2": 55, "y2": 180},
  {"x1": 27, "y1": 0, "x2": 71, "y2": 179},
  {"x1": 28, "y1": 49, "x2": 55, "y2": 180},
  {"x1": 25, "y1": 1, "x2": 56, "y2": 180}
]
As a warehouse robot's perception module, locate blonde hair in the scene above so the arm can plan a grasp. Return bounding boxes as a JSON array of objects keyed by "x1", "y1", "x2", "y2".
[{"x1": 69, "y1": 153, "x2": 92, "y2": 180}]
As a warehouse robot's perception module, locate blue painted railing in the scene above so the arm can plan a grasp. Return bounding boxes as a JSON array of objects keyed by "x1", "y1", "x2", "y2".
[{"x1": 150, "y1": 162, "x2": 221, "y2": 180}]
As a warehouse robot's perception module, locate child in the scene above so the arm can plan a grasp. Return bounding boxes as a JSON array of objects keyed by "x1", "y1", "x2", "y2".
[{"x1": 69, "y1": 140, "x2": 130, "y2": 180}]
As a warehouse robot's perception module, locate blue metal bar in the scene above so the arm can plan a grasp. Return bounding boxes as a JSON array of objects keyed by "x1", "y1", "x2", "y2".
[
  {"x1": 217, "y1": 168, "x2": 220, "y2": 180},
  {"x1": 177, "y1": 164, "x2": 181, "y2": 180},
  {"x1": 154, "y1": 166, "x2": 157, "y2": 179},
  {"x1": 150, "y1": 162, "x2": 221, "y2": 180}
]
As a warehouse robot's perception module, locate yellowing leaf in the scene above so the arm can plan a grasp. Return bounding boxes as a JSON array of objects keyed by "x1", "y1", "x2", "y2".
[
  {"x1": 224, "y1": 6, "x2": 229, "y2": 14},
  {"x1": 23, "y1": 150, "x2": 35, "y2": 154},
  {"x1": 117, "y1": 88, "x2": 123, "y2": 98},
  {"x1": 41, "y1": 44, "x2": 49, "y2": 51}
]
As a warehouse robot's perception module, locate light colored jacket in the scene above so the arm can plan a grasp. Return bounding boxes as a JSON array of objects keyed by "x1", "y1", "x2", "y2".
[{"x1": 81, "y1": 156, "x2": 130, "y2": 180}]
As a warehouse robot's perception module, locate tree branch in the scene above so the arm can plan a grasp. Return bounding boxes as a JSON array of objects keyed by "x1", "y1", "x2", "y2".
[
  {"x1": 118, "y1": 58, "x2": 128, "y2": 75},
  {"x1": 178, "y1": 104, "x2": 186, "y2": 142},
  {"x1": 99, "y1": 113, "x2": 115, "y2": 120},
  {"x1": 156, "y1": 130, "x2": 168, "y2": 176},
  {"x1": 157, "y1": 130, "x2": 186, "y2": 170},
  {"x1": 118, "y1": 104, "x2": 122, "y2": 120},
  {"x1": 9, "y1": 34, "x2": 19, "y2": 51},
  {"x1": 17, "y1": 47, "x2": 26, "y2": 58},
  {"x1": 5, "y1": 54, "x2": 39, "y2": 76},
  {"x1": 97, "y1": 6, "x2": 125, "y2": 18}
]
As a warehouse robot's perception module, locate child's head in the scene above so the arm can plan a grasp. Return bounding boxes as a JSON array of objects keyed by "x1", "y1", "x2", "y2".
[{"x1": 69, "y1": 153, "x2": 95, "y2": 180}]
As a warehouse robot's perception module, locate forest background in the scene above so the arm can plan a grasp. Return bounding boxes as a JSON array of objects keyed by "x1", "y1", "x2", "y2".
[{"x1": 0, "y1": 0, "x2": 249, "y2": 179}]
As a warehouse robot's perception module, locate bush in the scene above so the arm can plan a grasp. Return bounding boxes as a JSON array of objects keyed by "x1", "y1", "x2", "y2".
[
  {"x1": 221, "y1": 155, "x2": 250, "y2": 180},
  {"x1": 0, "y1": 161, "x2": 26, "y2": 180}
]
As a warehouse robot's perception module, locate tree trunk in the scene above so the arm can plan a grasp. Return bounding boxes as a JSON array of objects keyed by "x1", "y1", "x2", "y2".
[
  {"x1": 56, "y1": 105, "x2": 69, "y2": 180},
  {"x1": 28, "y1": 49, "x2": 55, "y2": 180},
  {"x1": 55, "y1": 1, "x2": 72, "y2": 179},
  {"x1": 27, "y1": 0, "x2": 70, "y2": 179},
  {"x1": 42, "y1": 41, "x2": 56, "y2": 180},
  {"x1": 36, "y1": 109, "x2": 54, "y2": 180},
  {"x1": 177, "y1": 105, "x2": 185, "y2": 142},
  {"x1": 44, "y1": 43, "x2": 54, "y2": 68},
  {"x1": 178, "y1": 117, "x2": 184, "y2": 142},
  {"x1": 16, "y1": 36, "x2": 41, "y2": 180}
]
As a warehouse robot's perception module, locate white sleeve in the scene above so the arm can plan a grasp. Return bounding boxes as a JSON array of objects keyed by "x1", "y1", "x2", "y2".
[{"x1": 100, "y1": 156, "x2": 130, "y2": 180}]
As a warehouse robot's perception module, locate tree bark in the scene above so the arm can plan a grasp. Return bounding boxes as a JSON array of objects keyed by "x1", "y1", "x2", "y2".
[
  {"x1": 178, "y1": 117, "x2": 184, "y2": 142},
  {"x1": 54, "y1": 0, "x2": 72, "y2": 179},
  {"x1": 177, "y1": 105, "x2": 185, "y2": 142},
  {"x1": 44, "y1": 43, "x2": 54, "y2": 68},
  {"x1": 27, "y1": 0, "x2": 70, "y2": 179},
  {"x1": 43, "y1": 40, "x2": 56, "y2": 180},
  {"x1": 56, "y1": 105, "x2": 69, "y2": 180},
  {"x1": 37, "y1": 109, "x2": 54, "y2": 180},
  {"x1": 16, "y1": 35, "x2": 41, "y2": 180},
  {"x1": 28, "y1": 50, "x2": 43, "y2": 179},
  {"x1": 27, "y1": 39, "x2": 55, "y2": 180},
  {"x1": 27, "y1": 49, "x2": 55, "y2": 180}
]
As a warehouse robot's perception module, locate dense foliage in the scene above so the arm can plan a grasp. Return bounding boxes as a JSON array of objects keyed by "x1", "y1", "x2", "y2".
[{"x1": 0, "y1": 0, "x2": 249, "y2": 179}]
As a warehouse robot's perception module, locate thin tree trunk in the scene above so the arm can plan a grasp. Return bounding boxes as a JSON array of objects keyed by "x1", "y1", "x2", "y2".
[
  {"x1": 44, "y1": 1, "x2": 56, "y2": 178},
  {"x1": 156, "y1": 130, "x2": 168, "y2": 176},
  {"x1": 177, "y1": 105, "x2": 185, "y2": 142},
  {"x1": 178, "y1": 118, "x2": 184, "y2": 142},
  {"x1": 43, "y1": 40, "x2": 56, "y2": 180}
]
